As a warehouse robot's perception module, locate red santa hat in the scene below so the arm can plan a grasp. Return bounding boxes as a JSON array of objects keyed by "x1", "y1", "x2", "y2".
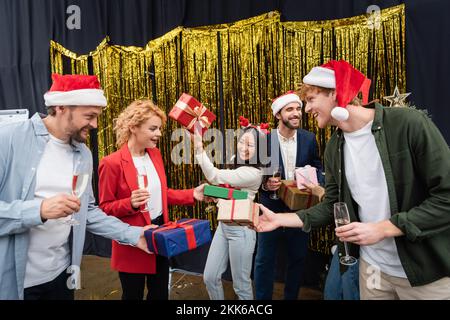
[
  {"x1": 271, "y1": 91, "x2": 302, "y2": 116},
  {"x1": 44, "y1": 74, "x2": 107, "y2": 107},
  {"x1": 302, "y1": 60, "x2": 371, "y2": 121}
]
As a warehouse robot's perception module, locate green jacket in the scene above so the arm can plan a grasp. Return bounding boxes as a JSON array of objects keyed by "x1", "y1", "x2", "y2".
[{"x1": 297, "y1": 103, "x2": 450, "y2": 286}]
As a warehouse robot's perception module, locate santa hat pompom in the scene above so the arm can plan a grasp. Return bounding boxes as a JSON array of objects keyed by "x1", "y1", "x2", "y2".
[
  {"x1": 330, "y1": 107, "x2": 349, "y2": 121},
  {"x1": 303, "y1": 60, "x2": 371, "y2": 121}
]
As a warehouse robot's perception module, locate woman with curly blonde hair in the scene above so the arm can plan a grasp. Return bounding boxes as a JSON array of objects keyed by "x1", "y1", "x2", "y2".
[{"x1": 98, "y1": 99, "x2": 206, "y2": 300}]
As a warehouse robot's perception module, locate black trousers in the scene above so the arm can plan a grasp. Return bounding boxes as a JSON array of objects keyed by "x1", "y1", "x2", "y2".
[
  {"x1": 24, "y1": 269, "x2": 74, "y2": 300},
  {"x1": 118, "y1": 215, "x2": 170, "y2": 300}
]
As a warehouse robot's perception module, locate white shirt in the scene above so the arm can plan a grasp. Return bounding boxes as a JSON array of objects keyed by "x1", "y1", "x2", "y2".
[
  {"x1": 343, "y1": 121, "x2": 406, "y2": 278},
  {"x1": 195, "y1": 151, "x2": 262, "y2": 200},
  {"x1": 277, "y1": 130, "x2": 297, "y2": 180},
  {"x1": 132, "y1": 153, "x2": 163, "y2": 220},
  {"x1": 25, "y1": 134, "x2": 73, "y2": 288}
]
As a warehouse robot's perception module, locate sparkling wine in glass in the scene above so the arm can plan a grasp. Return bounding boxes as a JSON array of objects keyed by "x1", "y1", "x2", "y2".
[
  {"x1": 63, "y1": 173, "x2": 89, "y2": 226},
  {"x1": 269, "y1": 167, "x2": 282, "y2": 200},
  {"x1": 334, "y1": 202, "x2": 357, "y2": 266},
  {"x1": 137, "y1": 169, "x2": 149, "y2": 212}
]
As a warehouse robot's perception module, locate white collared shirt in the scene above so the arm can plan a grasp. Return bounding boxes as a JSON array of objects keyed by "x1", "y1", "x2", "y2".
[{"x1": 277, "y1": 130, "x2": 297, "y2": 180}]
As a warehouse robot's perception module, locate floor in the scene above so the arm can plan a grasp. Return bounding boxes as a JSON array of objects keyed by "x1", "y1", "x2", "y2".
[{"x1": 75, "y1": 255, "x2": 323, "y2": 300}]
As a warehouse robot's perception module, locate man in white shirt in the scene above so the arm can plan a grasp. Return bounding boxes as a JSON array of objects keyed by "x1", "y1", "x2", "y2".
[
  {"x1": 254, "y1": 91, "x2": 324, "y2": 300},
  {"x1": 0, "y1": 74, "x2": 152, "y2": 300},
  {"x1": 257, "y1": 60, "x2": 450, "y2": 300}
]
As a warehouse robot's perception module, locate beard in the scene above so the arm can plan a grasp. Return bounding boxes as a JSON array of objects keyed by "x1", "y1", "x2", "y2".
[
  {"x1": 281, "y1": 115, "x2": 301, "y2": 129},
  {"x1": 67, "y1": 111, "x2": 91, "y2": 143},
  {"x1": 70, "y1": 126, "x2": 90, "y2": 143}
]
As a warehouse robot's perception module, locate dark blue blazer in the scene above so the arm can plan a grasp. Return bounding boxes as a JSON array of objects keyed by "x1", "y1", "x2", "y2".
[{"x1": 260, "y1": 129, "x2": 324, "y2": 212}]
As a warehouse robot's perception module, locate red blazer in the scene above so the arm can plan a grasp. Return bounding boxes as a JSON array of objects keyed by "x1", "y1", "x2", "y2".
[{"x1": 98, "y1": 144, "x2": 195, "y2": 274}]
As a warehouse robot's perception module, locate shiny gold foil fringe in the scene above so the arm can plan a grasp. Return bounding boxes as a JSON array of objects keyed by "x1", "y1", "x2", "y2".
[{"x1": 50, "y1": 5, "x2": 405, "y2": 254}]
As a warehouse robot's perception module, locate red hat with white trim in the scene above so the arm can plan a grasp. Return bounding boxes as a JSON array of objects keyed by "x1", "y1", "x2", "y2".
[
  {"x1": 302, "y1": 60, "x2": 371, "y2": 121},
  {"x1": 271, "y1": 91, "x2": 302, "y2": 116},
  {"x1": 44, "y1": 74, "x2": 107, "y2": 107}
]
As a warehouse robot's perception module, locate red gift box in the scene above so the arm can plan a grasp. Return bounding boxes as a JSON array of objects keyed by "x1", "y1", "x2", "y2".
[{"x1": 169, "y1": 93, "x2": 216, "y2": 136}]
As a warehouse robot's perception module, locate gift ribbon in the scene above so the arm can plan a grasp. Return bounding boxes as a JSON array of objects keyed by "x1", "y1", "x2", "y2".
[
  {"x1": 306, "y1": 192, "x2": 313, "y2": 208},
  {"x1": 228, "y1": 199, "x2": 257, "y2": 226},
  {"x1": 218, "y1": 184, "x2": 241, "y2": 199},
  {"x1": 175, "y1": 100, "x2": 212, "y2": 131},
  {"x1": 230, "y1": 199, "x2": 236, "y2": 222},
  {"x1": 219, "y1": 184, "x2": 241, "y2": 190},
  {"x1": 150, "y1": 219, "x2": 197, "y2": 255},
  {"x1": 282, "y1": 182, "x2": 297, "y2": 199}
]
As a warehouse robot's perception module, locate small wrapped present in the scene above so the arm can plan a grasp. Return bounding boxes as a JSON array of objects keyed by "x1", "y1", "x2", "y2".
[
  {"x1": 217, "y1": 199, "x2": 259, "y2": 227},
  {"x1": 279, "y1": 180, "x2": 320, "y2": 210},
  {"x1": 168, "y1": 93, "x2": 216, "y2": 136},
  {"x1": 144, "y1": 218, "x2": 212, "y2": 258},
  {"x1": 295, "y1": 165, "x2": 319, "y2": 190},
  {"x1": 204, "y1": 184, "x2": 248, "y2": 200}
]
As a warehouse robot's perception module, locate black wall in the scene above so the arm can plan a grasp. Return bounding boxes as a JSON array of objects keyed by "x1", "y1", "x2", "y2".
[
  {"x1": 0, "y1": 0, "x2": 449, "y2": 142},
  {"x1": 0, "y1": 0, "x2": 450, "y2": 142},
  {"x1": 1, "y1": 0, "x2": 449, "y2": 282}
]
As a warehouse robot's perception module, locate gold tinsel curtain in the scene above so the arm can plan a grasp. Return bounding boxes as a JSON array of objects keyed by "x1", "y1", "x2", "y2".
[{"x1": 50, "y1": 4, "x2": 405, "y2": 254}]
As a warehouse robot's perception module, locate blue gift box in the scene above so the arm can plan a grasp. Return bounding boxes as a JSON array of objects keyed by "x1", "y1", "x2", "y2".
[{"x1": 144, "y1": 218, "x2": 212, "y2": 258}]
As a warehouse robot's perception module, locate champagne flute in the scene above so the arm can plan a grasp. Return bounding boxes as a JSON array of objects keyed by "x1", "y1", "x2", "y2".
[
  {"x1": 334, "y1": 202, "x2": 357, "y2": 266},
  {"x1": 63, "y1": 173, "x2": 89, "y2": 226},
  {"x1": 269, "y1": 167, "x2": 282, "y2": 200},
  {"x1": 137, "y1": 167, "x2": 149, "y2": 212}
]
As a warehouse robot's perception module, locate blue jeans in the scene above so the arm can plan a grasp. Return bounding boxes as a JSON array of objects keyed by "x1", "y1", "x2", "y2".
[
  {"x1": 203, "y1": 222, "x2": 256, "y2": 300},
  {"x1": 254, "y1": 226, "x2": 309, "y2": 300},
  {"x1": 324, "y1": 250, "x2": 360, "y2": 300}
]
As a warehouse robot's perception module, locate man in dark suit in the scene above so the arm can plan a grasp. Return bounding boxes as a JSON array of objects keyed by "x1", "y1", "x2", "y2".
[{"x1": 254, "y1": 91, "x2": 324, "y2": 300}]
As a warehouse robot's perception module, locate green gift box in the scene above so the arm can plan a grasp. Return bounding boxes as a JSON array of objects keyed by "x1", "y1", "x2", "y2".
[{"x1": 204, "y1": 185, "x2": 248, "y2": 200}]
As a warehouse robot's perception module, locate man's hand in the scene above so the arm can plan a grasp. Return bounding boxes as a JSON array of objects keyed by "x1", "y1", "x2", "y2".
[
  {"x1": 255, "y1": 204, "x2": 280, "y2": 232},
  {"x1": 265, "y1": 177, "x2": 282, "y2": 191},
  {"x1": 135, "y1": 225, "x2": 158, "y2": 254},
  {"x1": 131, "y1": 189, "x2": 150, "y2": 210},
  {"x1": 255, "y1": 204, "x2": 304, "y2": 232},
  {"x1": 335, "y1": 220, "x2": 403, "y2": 246},
  {"x1": 40, "y1": 194, "x2": 81, "y2": 220}
]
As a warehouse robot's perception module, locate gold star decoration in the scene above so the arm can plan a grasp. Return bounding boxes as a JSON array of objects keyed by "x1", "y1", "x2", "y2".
[{"x1": 383, "y1": 86, "x2": 411, "y2": 107}]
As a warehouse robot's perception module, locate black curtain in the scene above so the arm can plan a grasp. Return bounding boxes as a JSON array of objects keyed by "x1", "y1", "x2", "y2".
[
  {"x1": 0, "y1": 0, "x2": 448, "y2": 141},
  {"x1": 1, "y1": 0, "x2": 449, "y2": 273}
]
